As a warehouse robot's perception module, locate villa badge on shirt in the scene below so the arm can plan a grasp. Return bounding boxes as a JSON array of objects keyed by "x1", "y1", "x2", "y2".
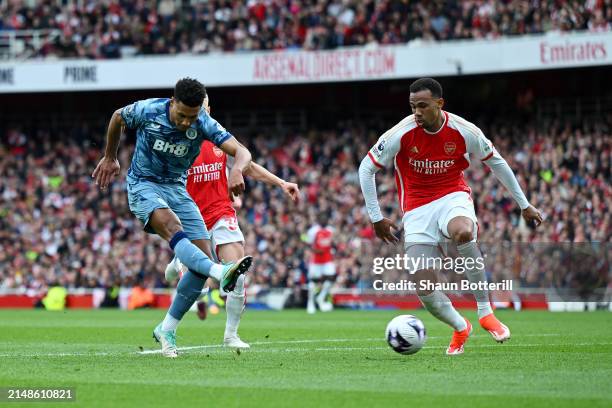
[{"x1": 186, "y1": 128, "x2": 197, "y2": 140}]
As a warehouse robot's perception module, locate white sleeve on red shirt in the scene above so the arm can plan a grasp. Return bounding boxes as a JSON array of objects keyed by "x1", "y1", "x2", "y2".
[
  {"x1": 450, "y1": 113, "x2": 531, "y2": 210},
  {"x1": 359, "y1": 157, "x2": 384, "y2": 223},
  {"x1": 359, "y1": 115, "x2": 416, "y2": 223},
  {"x1": 306, "y1": 225, "x2": 319, "y2": 244},
  {"x1": 366, "y1": 115, "x2": 414, "y2": 168}
]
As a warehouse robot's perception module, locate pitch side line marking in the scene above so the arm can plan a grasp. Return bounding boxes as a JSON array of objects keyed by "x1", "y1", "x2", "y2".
[
  {"x1": 0, "y1": 334, "x2": 570, "y2": 358},
  {"x1": 137, "y1": 333, "x2": 560, "y2": 355},
  {"x1": 141, "y1": 341, "x2": 612, "y2": 355}
]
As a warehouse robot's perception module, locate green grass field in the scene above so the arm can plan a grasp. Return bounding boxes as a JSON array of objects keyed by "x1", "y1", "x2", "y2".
[{"x1": 1, "y1": 309, "x2": 611, "y2": 407}]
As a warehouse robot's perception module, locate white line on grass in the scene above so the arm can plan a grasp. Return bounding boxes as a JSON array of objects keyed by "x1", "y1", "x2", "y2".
[
  {"x1": 137, "y1": 333, "x2": 561, "y2": 355},
  {"x1": 145, "y1": 342, "x2": 612, "y2": 355},
  {"x1": 0, "y1": 334, "x2": 601, "y2": 358}
]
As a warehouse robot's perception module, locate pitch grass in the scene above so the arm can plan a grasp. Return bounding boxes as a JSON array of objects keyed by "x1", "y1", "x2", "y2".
[{"x1": 0, "y1": 309, "x2": 611, "y2": 408}]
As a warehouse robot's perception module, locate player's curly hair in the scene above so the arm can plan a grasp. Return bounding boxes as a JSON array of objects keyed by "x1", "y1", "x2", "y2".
[
  {"x1": 174, "y1": 77, "x2": 207, "y2": 108},
  {"x1": 410, "y1": 78, "x2": 443, "y2": 98}
]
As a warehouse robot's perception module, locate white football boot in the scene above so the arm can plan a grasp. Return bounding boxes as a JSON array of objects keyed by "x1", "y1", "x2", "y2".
[
  {"x1": 164, "y1": 256, "x2": 184, "y2": 282},
  {"x1": 224, "y1": 336, "x2": 250, "y2": 349},
  {"x1": 153, "y1": 323, "x2": 178, "y2": 358}
]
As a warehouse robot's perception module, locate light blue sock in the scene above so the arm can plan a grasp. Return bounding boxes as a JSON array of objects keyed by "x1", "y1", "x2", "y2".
[
  {"x1": 169, "y1": 231, "x2": 214, "y2": 278},
  {"x1": 168, "y1": 270, "x2": 205, "y2": 320}
]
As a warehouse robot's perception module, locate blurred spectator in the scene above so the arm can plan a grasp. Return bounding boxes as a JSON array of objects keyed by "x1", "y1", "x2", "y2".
[
  {"x1": 41, "y1": 284, "x2": 67, "y2": 311},
  {"x1": 0, "y1": 0, "x2": 610, "y2": 59},
  {"x1": 0, "y1": 113, "x2": 609, "y2": 292},
  {"x1": 128, "y1": 279, "x2": 155, "y2": 309}
]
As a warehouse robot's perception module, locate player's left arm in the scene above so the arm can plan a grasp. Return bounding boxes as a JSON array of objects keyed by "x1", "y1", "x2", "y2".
[
  {"x1": 467, "y1": 127, "x2": 543, "y2": 227},
  {"x1": 243, "y1": 162, "x2": 300, "y2": 202},
  {"x1": 218, "y1": 136, "x2": 252, "y2": 198}
]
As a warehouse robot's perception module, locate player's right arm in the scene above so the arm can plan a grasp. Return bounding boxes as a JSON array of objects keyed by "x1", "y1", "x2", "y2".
[
  {"x1": 93, "y1": 100, "x2": 147, "y2": 190},
  {"x1": 92, "y1": 108, "x2": 128, "y2": 190},
  {"x1": 358, "y1": 122, "x2": 406, "y2": 244}
]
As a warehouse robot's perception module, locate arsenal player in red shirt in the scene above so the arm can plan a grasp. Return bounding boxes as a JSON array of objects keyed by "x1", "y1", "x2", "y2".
[
  {"x1": 306, "y1": 213, "x2": 336, "y2": 314},
  {"x1": 359, "y1": 78, "x2": 543, "y2": 355},
  {"x1": 165, "y1": 95, "x2": 299, "y2": 349}
]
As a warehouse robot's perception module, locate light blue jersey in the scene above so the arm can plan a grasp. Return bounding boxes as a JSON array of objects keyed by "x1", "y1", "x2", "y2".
[
  {"x1": 122, "y1": 98, "x2": 232, "y2": 184},
  {"x1": 122, "y1": 97, "x2": 231, "y2": 239}
]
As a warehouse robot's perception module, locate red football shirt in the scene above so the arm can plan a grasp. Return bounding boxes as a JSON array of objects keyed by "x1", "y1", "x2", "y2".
[
  {"x1": 367, "y1": 111, "x2": 499, "y2": 212},
  {"x1": 307, "y1": 225, "x2": 334, "y2": 264},
  {"x1": 186, "y1": 140, "x2": 236, "y2": 229}
]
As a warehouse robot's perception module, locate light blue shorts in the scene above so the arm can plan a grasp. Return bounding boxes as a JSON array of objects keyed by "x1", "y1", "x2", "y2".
[{"x1": 126, "y1": 177, "x2": 210, "y2": 241}]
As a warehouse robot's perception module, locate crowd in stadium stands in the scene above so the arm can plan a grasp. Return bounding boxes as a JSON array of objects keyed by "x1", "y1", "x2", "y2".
[
  {"x1": 1, "y1": 0, "x2": 611, "y2": 59},
  {"x1": 0, "y1": 114, "x2": 610, "y2": 293}
]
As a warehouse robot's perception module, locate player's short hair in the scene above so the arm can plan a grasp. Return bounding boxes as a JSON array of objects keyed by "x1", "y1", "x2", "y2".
[
  {"x1": 409, "y1": 78, "x2": 443, "y2": 99},
  {"x1": 174, "y1": 77, "x2": 207, "y2": 108}
]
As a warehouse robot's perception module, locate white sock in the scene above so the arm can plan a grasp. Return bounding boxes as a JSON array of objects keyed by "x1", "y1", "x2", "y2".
[
  {"x1": 208, "y1": 263, "x2": 223, "y2": 281},
  {"x1": 225, "y1": 294, "x2": 244, "y2": 339},
  {"x1": 233, "y1": 274, "x2": 245, "y2": 294},
  {"x1": 456, "y1": 241, "x2": 493, "y2": 318},
  {"x1": 307, "y1": 281, "x2": 316, "y2": 306},
  {"x1": 317, "y1": 280, "x2": 332, "y2": 302},
  {"x1": 224, "y1": 275, "x2": 246, "y2": 338},
  {"x1": 419, "y1": 291, "x2": 467, "y2": 331},
  {"x1": 161, "y1": 313, "x2": 179, "y2": 332}
]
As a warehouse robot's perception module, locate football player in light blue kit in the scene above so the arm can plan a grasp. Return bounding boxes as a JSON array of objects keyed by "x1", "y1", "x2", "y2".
[{"x1": 92, "y1": 78, "x2": 253, "y2": 358}]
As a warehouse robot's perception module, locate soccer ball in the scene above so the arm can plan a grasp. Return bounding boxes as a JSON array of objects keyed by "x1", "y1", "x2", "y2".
[{"x1": 385, "y1": 315, "x2": 427, "y2": 355}]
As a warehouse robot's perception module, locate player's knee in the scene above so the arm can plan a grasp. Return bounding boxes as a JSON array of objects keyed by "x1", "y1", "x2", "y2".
[
  {"x1": 150, "y1": 209, "x2": 184, "y2": 240},
  {"x1": 166, "y1": 222, "x2": 184, "y2": 237},
  {"x1": 157, "y1": 220, "x2": 183, "y2": 242},
  {"x1": 450, "y1": 227, "x2": 473, "y2": 244}
]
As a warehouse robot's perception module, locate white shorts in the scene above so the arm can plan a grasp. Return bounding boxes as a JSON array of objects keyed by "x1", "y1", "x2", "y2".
[
  {"x1": 308, "y1": 262, "x2": 336, "y2": 280},
  {"x1": 210, "y1": 215, "x2": 245, "y2": 260},
  {"x1": 402, "y1": 191, "x2": 477, "y2": 249}
]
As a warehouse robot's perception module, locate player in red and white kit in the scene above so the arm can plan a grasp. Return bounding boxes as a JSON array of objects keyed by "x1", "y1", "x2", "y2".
[
  {"x1": 165, "y1": 96, "x2": 299, "y2": 349},
  {"x1": 306, "y1": 213, "x2": 335, "y2": 314},
  {"x1": 359, "y1": 78, "x2": 543, "y2": 355}
]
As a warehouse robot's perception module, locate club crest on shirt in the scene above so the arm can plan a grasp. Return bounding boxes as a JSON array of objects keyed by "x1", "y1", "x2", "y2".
[
  {"x1": 213, "y1": 146, "x2": 224, "y2": 158},
  {"x1": 444, "y1": 142, "x2": 456, "y2": 155},
  {"x1": 186, "y1": 128, "x2": 198, "y2": 140}
]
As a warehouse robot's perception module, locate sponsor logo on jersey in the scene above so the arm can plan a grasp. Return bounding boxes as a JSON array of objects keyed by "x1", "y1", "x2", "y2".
[
  {"x1": 188, "y1": 161, "x2": 224, "y2": 183},
  {"x1": 213, "y1": 146, "x2": 224, "y2": 158},
  {"x1": 410, "y1": 146, "x2": 419, "y2": 154},
  {"x1": 152, "y1": 139, "x2": 189, "y2": 157},
  {"x1": 186, "y1": 128, "x2": 198, "y2": 140},
  {"x1": 316, "y1": 236, "x2": 333, "y2": 247},
  {"x1": 188, "y1": 162, "x2": 223, "y2": 175},
  {"x1": 408, "y1": 157, "x2": 455, "y2": 175},
  {"x1": 444, "y1": 142, "x2": 456, "y2": 155}
]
